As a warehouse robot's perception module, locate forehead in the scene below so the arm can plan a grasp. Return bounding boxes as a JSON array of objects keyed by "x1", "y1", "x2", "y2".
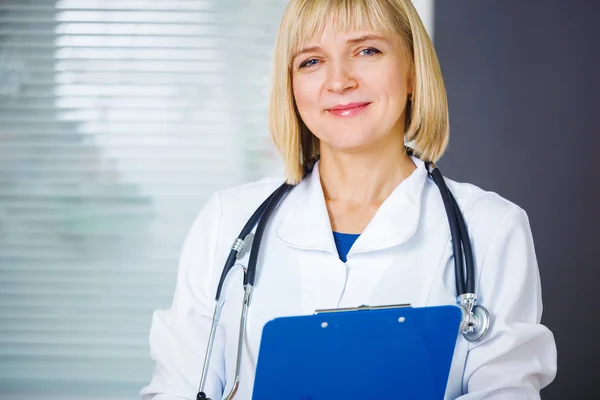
[
  {"x1": 290, "y1": 2, "x2": 400, "y2": 54},
  {"x1": 308, "y1": 29, "x2": 396, "y2": 48}
]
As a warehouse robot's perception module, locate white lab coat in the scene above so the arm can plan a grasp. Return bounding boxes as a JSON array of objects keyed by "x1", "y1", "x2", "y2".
[{"x1": 140, "y1": 156, "x2": 557, "y2": 399}]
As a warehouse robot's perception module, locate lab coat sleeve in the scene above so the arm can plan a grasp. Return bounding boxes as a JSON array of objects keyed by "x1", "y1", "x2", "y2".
[
  {"x1": 140, "y1": 193, "x2": 226, "y2": 400},
  {"x1": 459, "y1": 205, "x2": 557, "y2": 399}
]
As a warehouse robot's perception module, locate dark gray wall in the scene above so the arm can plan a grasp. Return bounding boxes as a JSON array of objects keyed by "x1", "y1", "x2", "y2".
[{"x1": 434, "y1": 1, "x2": 600, "y2": 398}]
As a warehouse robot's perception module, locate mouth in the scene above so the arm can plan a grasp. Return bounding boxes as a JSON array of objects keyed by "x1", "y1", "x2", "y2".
[{"x1": 326, "y1": 102, "x2": 371, "y2": 117}]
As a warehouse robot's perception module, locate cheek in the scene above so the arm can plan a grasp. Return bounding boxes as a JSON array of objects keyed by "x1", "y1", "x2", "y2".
[
  {"x1": 292, "y1": 83, "x2": 307, "y2": 109},
  {"x1": 292, "y1": 77, "x2": 321, "y2": 118},
  {"x1": 382, "y1": 69, "x2": 408, "y2": 100}
]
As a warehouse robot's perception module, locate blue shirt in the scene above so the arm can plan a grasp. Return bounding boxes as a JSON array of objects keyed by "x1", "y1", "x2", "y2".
[{"x1": 332, "y1": 232, "x2": 361, "y2": 262}]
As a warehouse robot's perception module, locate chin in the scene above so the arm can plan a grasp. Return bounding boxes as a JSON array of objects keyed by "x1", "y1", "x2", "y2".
[{"x1": 322, "y1": 134, "x2": 380, "y2": 153}]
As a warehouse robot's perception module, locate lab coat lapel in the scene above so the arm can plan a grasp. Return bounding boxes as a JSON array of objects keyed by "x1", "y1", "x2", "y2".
[
  {"x1": 276, "y1": 161, "x2": 338, "y2": 254},
  {"x1": 276, "y1": 157, "x2": 428, "y2": 254},
  {"x1": 349, "y1": 157, "x2": 428, "y2": 256}
]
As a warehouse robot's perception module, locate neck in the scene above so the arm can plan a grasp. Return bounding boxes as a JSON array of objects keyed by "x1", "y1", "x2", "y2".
[{"x1": 318, "y1": 139, "x2": 416, "y2": 206}]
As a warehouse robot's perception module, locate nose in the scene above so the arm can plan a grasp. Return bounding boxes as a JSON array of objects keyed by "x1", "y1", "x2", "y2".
[{"x1": 324, "y1": 59, "x2": 357, "y2": 93}]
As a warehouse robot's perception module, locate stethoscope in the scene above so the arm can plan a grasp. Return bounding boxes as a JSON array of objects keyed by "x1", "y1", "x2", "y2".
[{"x1": 197, "y1": 153, "x2": 490, "y2": 400}]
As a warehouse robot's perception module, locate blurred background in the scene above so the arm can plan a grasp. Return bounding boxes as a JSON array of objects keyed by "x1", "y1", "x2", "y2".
[{"x1": 0, "y1": 1, "x2": 597, "y2": 399}]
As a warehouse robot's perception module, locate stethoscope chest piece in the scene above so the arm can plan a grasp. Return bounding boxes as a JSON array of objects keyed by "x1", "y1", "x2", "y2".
[
  {"x1": 457, "y1": 293, "x2": 490, "y2": 342},
  {"x1": 467, "y1": 304, "x2": 490, "y2": 342}
]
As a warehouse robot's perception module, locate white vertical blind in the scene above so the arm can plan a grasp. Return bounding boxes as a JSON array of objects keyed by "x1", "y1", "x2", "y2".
[{"x1": 0, "y1": 1, "x2": 286, "y2": 398}]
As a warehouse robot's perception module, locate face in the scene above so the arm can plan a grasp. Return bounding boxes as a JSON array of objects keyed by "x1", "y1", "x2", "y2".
[{"x1": 291, "y1": 26, "x2": 412, "y2": 154}]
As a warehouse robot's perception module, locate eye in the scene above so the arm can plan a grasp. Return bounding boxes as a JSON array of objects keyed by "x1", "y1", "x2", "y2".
[
  {"x1": 299, "y1": 58, "x2": 319, "y2": 69},
  {"x1": 359, "y1": 47, "x2": 381, "y2": 56}
]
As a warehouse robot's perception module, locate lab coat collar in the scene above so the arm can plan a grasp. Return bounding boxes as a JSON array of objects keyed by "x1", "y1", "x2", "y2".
[{"x1": 276, "y1": 156, "x2": 428, "y2": 255}]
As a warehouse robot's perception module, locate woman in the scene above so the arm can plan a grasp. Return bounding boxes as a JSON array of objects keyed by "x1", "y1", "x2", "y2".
[{"x1": 141, "y1": 0, "x2": 557, "y2": 398}]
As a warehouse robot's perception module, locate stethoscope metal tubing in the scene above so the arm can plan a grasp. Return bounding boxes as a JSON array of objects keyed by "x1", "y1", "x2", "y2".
[
  {"x1": 197, "y1": 302, "x2": 224, "y2": 398},
  {"x1": 223, "y1": 283, "x2": 253, "y2": 400}
]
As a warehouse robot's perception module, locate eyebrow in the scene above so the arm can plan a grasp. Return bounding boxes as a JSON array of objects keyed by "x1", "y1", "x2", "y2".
[{"x1": 292, "y1": 34, "x2": 388, "y2": 60}]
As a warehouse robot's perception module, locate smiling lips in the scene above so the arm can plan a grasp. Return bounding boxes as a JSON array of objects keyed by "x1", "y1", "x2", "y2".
[{"x1": 326, "y1": 102, "x2": 371, "y2": 117}]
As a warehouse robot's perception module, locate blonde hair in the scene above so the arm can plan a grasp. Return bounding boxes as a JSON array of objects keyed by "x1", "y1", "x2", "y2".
[{"x1": 269, "y1": 0, "x2": 449, "y2": 184}]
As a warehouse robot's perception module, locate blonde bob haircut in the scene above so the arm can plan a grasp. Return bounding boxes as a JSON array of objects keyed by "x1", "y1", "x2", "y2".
[{"x1": 269, "y1": 0, "x2": 449, "y2": 184}]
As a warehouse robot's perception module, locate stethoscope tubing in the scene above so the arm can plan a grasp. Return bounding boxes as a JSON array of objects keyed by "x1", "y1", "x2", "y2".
[
  {"x1": 426, "y1": 163, "x2": 475, "y2": 295},
  {"x1": 245, "y1": 183, "x2": 294, "y2": 286},
  {"x1": 214, "y1": 185, "x2": 282, "y2": 302}
]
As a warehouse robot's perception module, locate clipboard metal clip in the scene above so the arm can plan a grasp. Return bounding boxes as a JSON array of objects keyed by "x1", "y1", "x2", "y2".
[{"x1": 314, "y1": 303, "x2": 412, "y2": 314}]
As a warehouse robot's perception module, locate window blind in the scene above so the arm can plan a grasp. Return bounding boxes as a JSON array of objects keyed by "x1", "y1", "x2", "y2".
[
  {"x1": 0, "y1": 1, "x2": 433, "y2": 398},
  {"x1": 0, "y1": 1, "x2": 286, "y2": 398}
]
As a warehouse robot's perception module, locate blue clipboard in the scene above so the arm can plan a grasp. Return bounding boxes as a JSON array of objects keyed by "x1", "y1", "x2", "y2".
[{"x1": 252, "y1": 305, "x2": 462, "y2": 400}]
